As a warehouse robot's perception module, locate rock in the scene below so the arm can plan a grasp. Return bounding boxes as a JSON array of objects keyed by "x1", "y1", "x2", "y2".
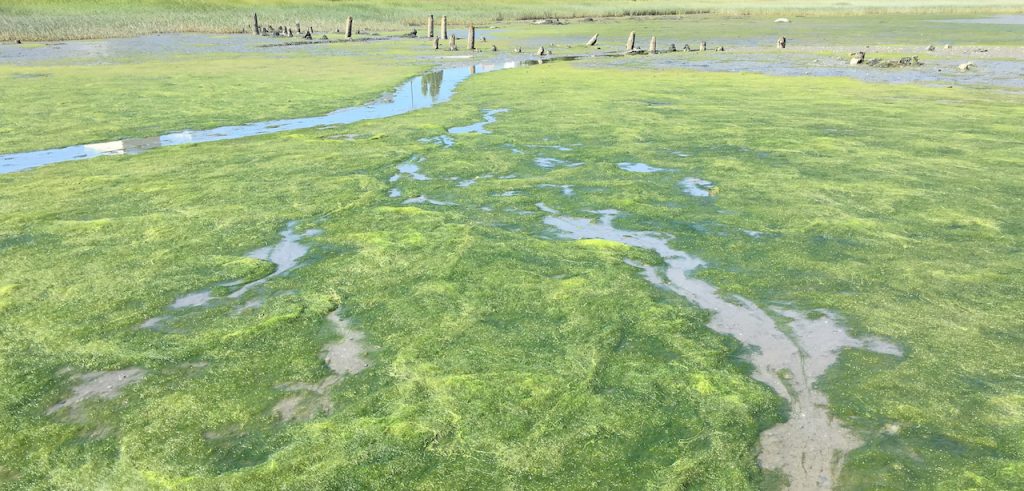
[
  {"x1": 16, "y1": 40, "x2": 22, "y2": 44},
  {"x1": 958, "y1": 62, "x2": 975, "y2": 71},
  {"x1": 850, "y1": 51, "x2": 866, "y2": 65},
  {"x1": 927, "y1": 45, "x2": 936, "y2": 51},
  {"x1": 775, "y1": 18, "x2": 791, "y2": 23}
]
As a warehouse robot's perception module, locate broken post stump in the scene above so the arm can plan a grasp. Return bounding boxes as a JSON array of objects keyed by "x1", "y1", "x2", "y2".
[
  {"x1": 537, "y1": 46, "x2": 546, "y2": 56},
  {"x1": 304, "y1": 28, "x2": 312, "y2": 40},
  {"x1": 850, "y1": 51, "x2": 865, "y2": 65},
  {"x1": 468, "y1": 24, "x2": 475, "y2": 50},
  {"x1": 626, "y1": 31, "x2": 636, "y2": 52},
  {"x1": 433, "y1": 37, "x2": 440, "y2": 49},
  {"x1": 253, "y1": 13, "x2": 259, "y2": 35},
  {"x1": 649, "y1": 36, "x2": 657, "y2": 54},
  {"x1": 345, "y1": 16, "x2": 353, "y2": 38},
  {"x1": 699, "y1": 41, "x2": 707, "y2": 51},
  {"x1": 449, "y1": 35, "x2": 457, "y2": 51},
  {"x1": 586, "y1": 34, "x2": 599, "y2": 46},
  {"x1": 428, "y1": 15, "x2": 434, "y2": 38},
  {"x1": 777, "y1": 36, "x2": 786, "y2": 49}
]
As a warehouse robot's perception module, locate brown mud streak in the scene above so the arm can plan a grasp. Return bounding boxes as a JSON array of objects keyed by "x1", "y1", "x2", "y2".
[
  {"x1": 273, "y1": 310, "x2": 369, "y2": 422},
  {"x1": 542, "y1": 206, "x2": 902, "y2": 490}
]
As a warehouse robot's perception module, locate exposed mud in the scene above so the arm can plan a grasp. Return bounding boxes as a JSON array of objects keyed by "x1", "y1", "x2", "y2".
[
  {"x1": 47, "y1": 368, "x2": 146, "y2": 418},
  {"x1": 541, "y1": 208, "x2": 902, "y2": 490},
  {"x1": 273, "y1": 310, "x2": 369, "y2": 422}
]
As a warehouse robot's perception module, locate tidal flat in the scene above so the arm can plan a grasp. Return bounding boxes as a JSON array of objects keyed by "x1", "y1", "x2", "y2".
[{"x1": 1, "y1": 8, "x2": 1023, "y2": 490}]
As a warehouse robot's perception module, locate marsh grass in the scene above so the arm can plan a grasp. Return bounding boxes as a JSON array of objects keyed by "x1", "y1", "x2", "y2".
[{"x1": 2, "y1": 0, "x2": 1024, "y2": 40}]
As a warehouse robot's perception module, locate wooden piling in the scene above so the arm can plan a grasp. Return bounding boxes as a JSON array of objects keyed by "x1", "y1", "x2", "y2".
[
  {"x1": 468, "y1": 24, "x2": 475, "y2": 50},
  {"x1": 253, "y1": 13, "x2": 259, "y2": 35},
  {"x1": 345, "y1": 16, "x2": 353, "y2": 38},
  {"x1": 699, "y1": 41, "x2": 707, "y2": 51},
  {"x1": 626, "y1": 31, "x2": 635, "y2": 52},
  {"x1": 537, "y1": 46, "x2": 546, "y2": 56},
  {"x1": 433, "y1": 37, "x2": 440, "y2": 50},
  {"x1": 427, "y1": 15, "x2": 434, "y2": 38},
  {"x1": 449, "y1": 35, "x2": 457, "y2": 51},
  {"x1": 586, "y1": 34, "x2": 599, "y2": 46},
  {"x1": 649, "y1": 36, "x2": 657, "y2": 54},
  {"x1": 442, "y1": 16, "x2": 448, "y2": 39},
  {"x1": 777, "y1": 36, "x2": 786, "y2": 49}
]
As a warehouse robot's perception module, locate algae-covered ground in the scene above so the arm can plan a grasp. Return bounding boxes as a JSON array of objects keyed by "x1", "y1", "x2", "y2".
[{"x1": 2, "y1": 11, "x2": 1024, "y2": 491}]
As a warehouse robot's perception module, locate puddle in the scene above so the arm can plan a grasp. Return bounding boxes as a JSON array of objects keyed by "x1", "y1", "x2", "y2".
[
  {"x1": 388, "y1": 188, "x2": 402, "y2": 198},
  {"x1": 541, "y1": 208, "x2": 901, "y2": 490},
  {"x1": 538, "y1": 184, "x2": 575, "y2": 196},
  {"x1": 142, "y1": 221, "x2": 321, "y2": 328},
  {"x1": 536, "y1": 202, "x2": 560, "y2": 214},
  {"x1": 418, "y1": 135, "x2": 454, "y2": 148},
  {"x1": 403, "y1": 196, "x2": 454, "y2": 206},
  {"x1": 47, "y1": 368, "x2": 146, "y2": 418},
  {"x1": 680, "y1": 177, "x2": 715, "y2": 197},
  {"x1": 448, "y1": 108, "x2": 509, "y2": 134},
  {"x1": 617, "y1": 162, "x2": 666, "y2": 173},
  {"x1": 1, "y1": 55, "x2": 601, "y2": 174},
  {"x1": 274, "y1": 310, "x2": 368, "y2": 422},
  {"x1": 389, "y1": 155, "x2": 430, "y2": 182}
]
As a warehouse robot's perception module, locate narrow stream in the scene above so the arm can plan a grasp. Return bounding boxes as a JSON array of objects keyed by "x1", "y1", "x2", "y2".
[
  {"x1": 0, "y1": 56, "x2": 593, "y2": 174},
  {"x1": 541, "y1": 206, "x2": 901, "y2": 490}
]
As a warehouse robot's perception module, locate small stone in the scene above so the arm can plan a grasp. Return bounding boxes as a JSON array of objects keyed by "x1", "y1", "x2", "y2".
[{"x1": 927, "y1": 45, "x2": 935, "y2": 51}]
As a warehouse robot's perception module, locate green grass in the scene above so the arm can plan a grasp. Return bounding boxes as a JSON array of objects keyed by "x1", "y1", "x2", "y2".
[
  {"x1": 2, "y1": 0, "x2": 1024, "y2": 41},
  {"x1": 2, "y1": 55, "x2": 1023, "y2": 488}
]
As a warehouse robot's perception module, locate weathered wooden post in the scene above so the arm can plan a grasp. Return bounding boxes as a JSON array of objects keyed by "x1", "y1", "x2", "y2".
[
  {"x1": 468, "y1": 24, "x2": 475, "y2": 50},
  {"x1": 537, "y1": 46, "x2": 546, "y2": 56},
  {"x1": 253, "y1": 13, "x2": 259, "y2": 35},
  {"x1": 345, "y1": 16, "x2": 353, "y2": 38},
  {"x1": 433, "y1": 37, "x2": 440, "y2": 49},
  {"x1": 649, "y1": 36, "x2": 657, "y2": 54},
  {"x1": 442, "y1": 16, "x2": 448, "y2": 39},
  {"x1": 427, "y1": 15, "x2": 434, "y2": 38},
  {"x1": 296, "y1": 21, "x2": 301, "y2": 32},
  {"x1": 586, "y1": 34, "x2": 599, "y2": 46},
  {"x1": 699, "y1": 41, "x2": 707, "y2": 51},
  {"x1": 626, "y1": 31, "x2": 635, "y2": 51},
  {"x1": 777, "y1": 36, "x2": 786, "y2": 49},
  {"x1": 449, "y1": 35, "x2": 458, "y2": 51},
  {"x1": 668, "y1": 43, "x2": 676, "y2": 52}
]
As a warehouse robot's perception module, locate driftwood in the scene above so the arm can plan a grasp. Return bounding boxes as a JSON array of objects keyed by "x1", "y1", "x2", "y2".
[
  {"x1": 468, "y1": 24, "x2": 475, "y2": 50},
  {"x1": 345, "y1": 16, "x2": 353, "y2": 38},
  {"x1": 586, "y1": 34, "x2": 599, "y2": 46},
  {"x1": 777, "y1": 36, "x2": 786, "y2": 49},
  {"x1": 626, "y1": 31, "x2": 636, "y2": 51},
  {"x1": 427, "y1": 15, "x2": 434, "y2": 38}
]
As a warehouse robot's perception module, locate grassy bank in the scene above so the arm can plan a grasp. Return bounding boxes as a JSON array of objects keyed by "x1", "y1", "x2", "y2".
[
  {"x1": 2, "y1": 0, "x2": 1024, "y2": 41},
  {"x1": 2, "y1": 52, "x2": 1023, "y2": 489}
]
